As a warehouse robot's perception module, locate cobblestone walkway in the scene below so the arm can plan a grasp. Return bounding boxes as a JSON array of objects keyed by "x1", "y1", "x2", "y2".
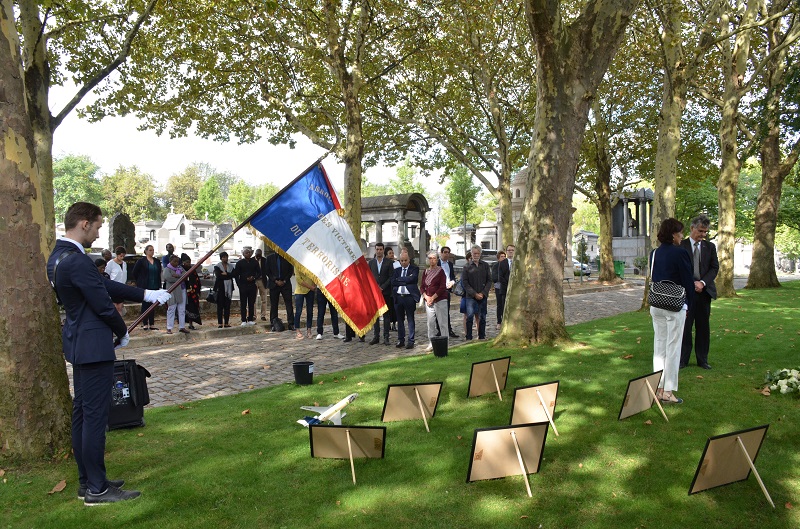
[{"x1": 81, "y1": 282, "x2": 644, "y2": 407}]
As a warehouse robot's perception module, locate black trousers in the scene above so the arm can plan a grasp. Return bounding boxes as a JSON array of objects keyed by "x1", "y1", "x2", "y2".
[
  {"x1": 496, "y1": 288, "x2": 506, "y2": 324},
  {"x1": 316, "y1": 290, "x2": 340, "y2": 335},
  {"x1": 681, "y1": 291, "x2": 712, "y2": 366},
  {"x1": 240, "y1": 285, "x2": 257, "y2": 322},
  {"x1": 216, "y1": 293, "x2": 231, "y2": 324},
  {"x1": 269, "y1": 284, "x2": 294, "y2": 325},
  {"x1": 72, "y1": 360, "x2": 115, "y2": 494}
]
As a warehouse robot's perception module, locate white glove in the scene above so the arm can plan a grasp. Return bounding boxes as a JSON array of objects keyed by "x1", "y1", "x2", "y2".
[
  {"x1": 144, "y1": 289, "x2": 172, "y2": 305},
  {"x1": 115, "y1": 333, "x2": 130, "y2": 349}
]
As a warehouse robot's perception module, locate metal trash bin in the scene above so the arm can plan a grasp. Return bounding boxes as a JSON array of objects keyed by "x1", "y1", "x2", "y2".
[
  {"x1": 292, "y1": 361, "x2": 314, "y2": 385},
  {"x1": 430, "y1": 336, "x2": 448, "y2": 358}
]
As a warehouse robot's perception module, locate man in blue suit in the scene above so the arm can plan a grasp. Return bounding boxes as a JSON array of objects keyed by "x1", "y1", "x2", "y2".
[
  {"x1": 47, "y1": 202, "x2": 170, "y2": 506},
  {"x1": 391, "y1": 251, "x2": 420, "y2": 349}
]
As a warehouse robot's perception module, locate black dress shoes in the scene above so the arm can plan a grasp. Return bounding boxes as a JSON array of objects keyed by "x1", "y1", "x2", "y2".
[
  {"x1": 369, "y1": 336, "x2": 380, "y2": 345},
  {"x1": 699, "y1": 363, "x2": 712, "y2": 370},
  {"x1": 383, "y1": 337, "x2": 390, "y2": 346},
  {"x1": 405, "y1": 342, "x2": 414, "y2": 349},
  {"x1": 395, "y1": 341, "x2": 405, "y2": 348},
  {"x1": 343, "y1": 337, "x2": 352, "y2": 343},
  {"x1": 448, "y1": 331, "x2": 459, "y2": 338},
  {"x1": 358, "y1": 336, "x2": 365, "y2": 342}
]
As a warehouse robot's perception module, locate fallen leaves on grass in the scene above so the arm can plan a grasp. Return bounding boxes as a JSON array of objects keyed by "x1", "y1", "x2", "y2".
[
  {"x1": 644, "y1": 420, "x2": 653, "y2": 425},
  {"x1": 636, "y1": 337, "x2": 642, "y2": 344},
  {"x1": 621, "y1": 354, "x2": 634, "y2": 360},
  {"x1": 241, "y1": 409, "x2": 250, "y2": 415},
  {"x1": 0, "y1": 469, "x2": 4, "y2": 477},
  {"x1": 760, "y1": 387, "x2": 771, "y2": 396},
  {"x1": 786, "y1": 502, "x2": 793, "y2": 509},
  {"x1": 48, "y1": 480, "x2": 66, "y2": 494},
  {"x1": 696, "y1": 375, "x2": 704, "y2": 379}
]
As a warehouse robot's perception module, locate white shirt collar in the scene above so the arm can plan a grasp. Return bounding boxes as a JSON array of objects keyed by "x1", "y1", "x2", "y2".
[{"x1": 59, "y1": 236, "x2": 86, "y2": 254}]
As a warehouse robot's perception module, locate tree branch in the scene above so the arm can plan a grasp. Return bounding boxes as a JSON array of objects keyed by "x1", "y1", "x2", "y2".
[{"x1": 51, "y1": 0, "x2": 159, "y2": 131}]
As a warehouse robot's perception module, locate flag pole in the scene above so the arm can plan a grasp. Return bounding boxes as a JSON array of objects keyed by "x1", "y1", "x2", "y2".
[{"x1": 127, "y1": 154, "x2": 331, "y2": 334}]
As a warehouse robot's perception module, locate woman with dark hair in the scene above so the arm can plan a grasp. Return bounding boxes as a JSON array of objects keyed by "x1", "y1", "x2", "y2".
[
  {"x1": 131, "y1": 244, "x2": 162, "y2": 330},
  {"x1": 214, "y1": 252, "x2": 235, "y2": 328},
  {"x1": 650, "y1": 218, "x2": 695, "y2": 404},
  {"x1": 181, "y1": 254, "x2": 202, "y2": 330}
]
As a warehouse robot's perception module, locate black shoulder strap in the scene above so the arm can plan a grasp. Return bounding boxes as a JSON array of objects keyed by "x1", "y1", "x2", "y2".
[{"x1": 51, "y1": 249, "x2": 79, "y2": 305}]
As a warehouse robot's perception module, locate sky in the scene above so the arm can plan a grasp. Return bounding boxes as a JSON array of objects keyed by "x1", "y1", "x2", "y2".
[{"x1": 49, "y1": 85, "x2": 397, "y2": 193}]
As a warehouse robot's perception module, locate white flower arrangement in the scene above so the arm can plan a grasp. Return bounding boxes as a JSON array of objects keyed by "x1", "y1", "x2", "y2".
[{"x1": 764, "y1": 368, "x2": 800, "y2": 396}]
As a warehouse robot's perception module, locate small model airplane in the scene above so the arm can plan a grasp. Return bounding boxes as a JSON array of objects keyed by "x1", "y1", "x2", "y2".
[{"x1": 297, "y1": 393, "x2": 358, "y2": 427}]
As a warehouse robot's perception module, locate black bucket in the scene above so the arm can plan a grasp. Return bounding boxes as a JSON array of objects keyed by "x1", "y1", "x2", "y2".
[
  {"x1": 431, "y1": 336, "x2": 448, "y2": 358},
  {"x1": 292, "y1": 361, "x2": 314, "y2": 385}
]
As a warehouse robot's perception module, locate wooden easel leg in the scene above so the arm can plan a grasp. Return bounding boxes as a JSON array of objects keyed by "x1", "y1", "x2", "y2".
[
  {"x1": 346, "y1": 430, "x2": 356, "y2": 485},
  {"x1": 736, "y1": 436, "x2": 775, "y2": 508},
  {"x1": 510, "y1": 430, "x2": 532, "y2": 498},
  {"x1": 645, "y1": 380, "x2": 669, "y2": 422},
  {"x1": 490, "y1": 364, "x2": 503, "y2": 401},
  {"x1": 413, "y1": 387, "x2": 430, "y2": 433},
  {"x1": 535, "y1": 389, "x2": 559, "y2": 436}
]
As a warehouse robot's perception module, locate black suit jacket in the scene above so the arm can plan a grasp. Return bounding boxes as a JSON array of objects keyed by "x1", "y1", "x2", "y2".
[
  {"x1": 369, "y1": 258, "x2": 394, "y2": 297},
  {"x1": 439, "y1": 258, "x2": 456, "y2": 284},
  {"x1": 498, "y1": 259, "x2": 511, "y2": 295},
  {"x1": 391, "y1": 264, "x2": 421, "y2": 304},
  {"x1": 47, "y1": 240, "x2": 144, "y2": 365},
  {"x1": 681, "y1": 238, "x2": 719, "y2": 299},
  {"x1": 254, "y1": 255, "x2": 268, "y2": 287},
  {"x1": 265, "y1": 253, "x2": 294, "y2": 289}
]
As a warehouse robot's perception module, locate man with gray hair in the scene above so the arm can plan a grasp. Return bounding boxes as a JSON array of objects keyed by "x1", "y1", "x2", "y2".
[
  {"x1": 461, "y1": 245, "x2": 492, "y2": 340},
  {"x1": 680, "y1": 214, "x2": 718, "y2": 370}
]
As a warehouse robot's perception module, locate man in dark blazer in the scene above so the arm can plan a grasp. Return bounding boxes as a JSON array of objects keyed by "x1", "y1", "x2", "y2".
[
  {"x1": 47, "y1": 202, "x2": 170, "y2": 505},
  {"x1": 392, "y1": 251, "x2": 421, "y2": 349},
  {"x1": 253, "y1": 248, "x2": 269, "y2": 321},
  {"x1": 365, "y1": 242, "x2": 393, "y2": 345},
  {"x1": 438, "y1": 246, "x2": 459, "y2": 338},
  {"x1": 497, "y1": 244, "x2": 514, "y2": 327},
  {"x1": 234, "y1": 247, "x2": 260, "y2": 325},
  {"x1": 680, "y1": 214, "x2": 719, "y2": 369},
  {"x1": 265, "y1": 251, "x2": 295, "y2": 329}
]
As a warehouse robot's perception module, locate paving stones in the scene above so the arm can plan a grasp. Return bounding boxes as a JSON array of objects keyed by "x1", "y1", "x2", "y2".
[{"x1": 67, "y1": 282, "x2": 646, "y2": 408}]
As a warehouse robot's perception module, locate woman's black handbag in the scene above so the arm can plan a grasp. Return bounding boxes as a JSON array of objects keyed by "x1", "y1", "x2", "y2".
[
  {"x1": 453, "y1": 281, "x2": 465, "y2": 297},
  {"x1": 206, "y1": 290, "x2": 217, "y2": 304},
  {"x1": 649, "y1": 250, "x2": 686, "y2": 311}
]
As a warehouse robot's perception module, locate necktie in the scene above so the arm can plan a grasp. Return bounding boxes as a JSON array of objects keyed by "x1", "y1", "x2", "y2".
[
  {"x1": 400, "y1": 268, "x2": 408, "y2": 294},
  {"x1": 693, "y1": 242, "x2": 700, "y2": 280}
]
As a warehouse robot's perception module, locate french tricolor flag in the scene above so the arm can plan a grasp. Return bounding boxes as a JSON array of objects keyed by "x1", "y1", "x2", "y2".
[{"x1": 249, "y1": 162, "x2": 386, "y2": 335}]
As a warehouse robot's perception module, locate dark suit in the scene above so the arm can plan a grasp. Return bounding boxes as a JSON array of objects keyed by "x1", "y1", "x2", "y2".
[
  {"x1": 234, "y1": 257, "x2": 261, "y2": 322},
  {"x1": 392, "y1": 264, "x2": 421, "y2": 345},
  {"x1": 497, "y1": 259, "x2": 511, "y2": 324},
  {"x1": 366, "y1": 258, "x2": 394, "y2": 340},
  {"x1": 265, "y1": 253, "x2": 294, "y2": 326},
  {"x1": 680, "y1": 238, "x2": 719, "y2": 367},
  {"x1": 47, "y1": 239, "x2": 145, "y2": 495}
]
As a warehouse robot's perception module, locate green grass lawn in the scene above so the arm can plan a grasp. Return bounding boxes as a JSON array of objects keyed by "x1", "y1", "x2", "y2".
[{"x1": 3, "y1": 283, "x2": 799, "y2": 529}]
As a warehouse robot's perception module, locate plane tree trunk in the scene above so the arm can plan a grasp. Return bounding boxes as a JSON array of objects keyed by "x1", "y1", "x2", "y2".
[
  {"x1": 498, "y1": 0, "x2": 641, "y2": 346},
  {"x1": 0, "y1": 0, "x2": 72, "y2": 460}
]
